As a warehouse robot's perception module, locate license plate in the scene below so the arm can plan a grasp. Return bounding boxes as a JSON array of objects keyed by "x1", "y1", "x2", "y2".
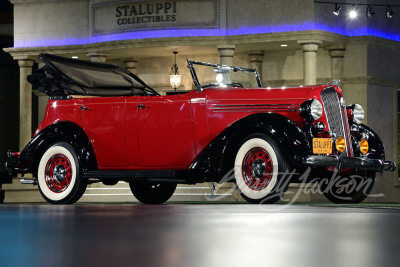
[{"x1": 313, "y1": 138, "x2": 333, "y2": 154}]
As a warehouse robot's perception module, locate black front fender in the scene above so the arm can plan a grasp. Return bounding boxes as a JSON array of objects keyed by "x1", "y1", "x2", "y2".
[
  {"x1": 352, "y1": 124, "x2": 385, "y2": 160},
  {"x1": 190, "y1": 113, "x2": 310, "y2": 182},
  {"x1": 10, "y1": 121, "x2": 97, "y2": 176}
]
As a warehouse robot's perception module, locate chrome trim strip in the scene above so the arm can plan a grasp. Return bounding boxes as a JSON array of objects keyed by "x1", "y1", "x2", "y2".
[{"x1": 209, "y1": 104, "x2": 298, "y2": 112}]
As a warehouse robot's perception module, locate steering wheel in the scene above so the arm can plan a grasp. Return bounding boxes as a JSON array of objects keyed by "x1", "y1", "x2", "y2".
[
  {"x1": 202, "y1": 83, "x2": 220, "y2": 89},
  {"x1": 230, "y1": 82, "x2": 243, "y2": 88}
]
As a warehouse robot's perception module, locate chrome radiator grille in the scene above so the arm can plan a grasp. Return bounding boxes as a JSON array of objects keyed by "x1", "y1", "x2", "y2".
[{"x1": 321, "y1": 87, "x2": 353, "y2": 157}]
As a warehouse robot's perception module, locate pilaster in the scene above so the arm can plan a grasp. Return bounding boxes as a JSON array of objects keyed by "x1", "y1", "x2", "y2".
[
  {"x1": 87, "y1": 52, "x2": 107, "y2": 63},
  {"x1": 122, "y1": 58, "x2": 138, "y2": 75},
  {"x1": 17, "y1": 58, "x2": 34, "y2": 150},
  {"x1": 33, "y1": 60, "x2": 48, "y2": 123},
  {"x1": 298, "y1": 40, "x2": 322, "y2": 86},
  {"x1": 249, "y1": 51, "x2": 264, "y2": 87},
  {"x1": 217, "y1": 45, "x2": 235, "y2": 66},
  {"x1": 328, "y1": 45, "x2": 346, "y2": 79}
]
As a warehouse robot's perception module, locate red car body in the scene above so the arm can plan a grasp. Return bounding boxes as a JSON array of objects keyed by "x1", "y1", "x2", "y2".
[
  {"x1": 39, "y1": 87, "x2": 314, "y2": 169},
  {"x1": 1, "y1": 54, "x2": 396, "y2": 204}
]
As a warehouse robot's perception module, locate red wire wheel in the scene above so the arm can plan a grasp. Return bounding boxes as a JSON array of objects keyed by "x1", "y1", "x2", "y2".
[
  {"x1": 234, "y1": 134, "x2": 290, "y2": 204},
  {"x1": 37, "y1": 142, "x2": 87, "y2": 204},
  {"x1": 242, "y1": 147, "x2": 273, "y2": 191},
  {"x1": 44, "y1": 154, "x2": 73, "y2": 193}
]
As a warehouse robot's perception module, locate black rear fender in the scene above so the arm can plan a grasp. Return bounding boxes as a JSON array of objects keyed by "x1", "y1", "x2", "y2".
[{"x1": 13, "y1": 122, "x2": 97, "y2": 176}]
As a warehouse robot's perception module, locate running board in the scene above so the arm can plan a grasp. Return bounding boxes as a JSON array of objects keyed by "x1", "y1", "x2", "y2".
[{"x1": 83, "y1": 170, "x2": 193, "y2": 184}]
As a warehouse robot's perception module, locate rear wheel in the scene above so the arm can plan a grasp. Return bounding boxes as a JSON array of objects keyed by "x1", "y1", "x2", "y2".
[
  {"x1": 129, "y1": 181, "x2": 177, "y2": 204},
  {"x1": 37, "y1": 142, "x2": 87, "y2": 204},
  {"x1": 321, "y1": 171, "x2": 375, "y2": 204},
  {"x1": 234, "y1": 134, "x2": 291, "y2": 204}
]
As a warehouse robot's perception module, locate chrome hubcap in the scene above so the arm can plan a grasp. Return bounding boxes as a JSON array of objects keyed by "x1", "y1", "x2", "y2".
[
  {"x1": 53, "y1": 165, "x2": 66, "y2": 183},
  {"x1": 45, "y1": 154, "x2": 72, "y2": 193},
  {"x1": 242, "y1": 147, "x2": 273, "y2": 191},
  {"x1": 251, "y1": 159, "x2": 267, "y2": 179}
]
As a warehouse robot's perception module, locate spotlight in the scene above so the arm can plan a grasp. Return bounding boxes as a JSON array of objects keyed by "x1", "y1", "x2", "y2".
[
  {"x1": 333, "y1": 3, "x2": 341, "y2": 16},
  {"x1": 366, "y1": 5, "x2": 375, "y2": 18},
  {"x1": 386, "y1": 6, "x2": 394, "y2": 19}
]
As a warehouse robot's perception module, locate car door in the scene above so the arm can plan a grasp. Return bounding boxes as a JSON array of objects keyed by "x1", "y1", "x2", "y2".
[
  {"x1": 125, "y1": 96, "x2": 140, "y2": 166},
  {"x1": 78, "y1": 96, "x2": 128, "y2": 167},
  {"x1": 136, "y1": 94, "x2": 196, "y2": 167}
]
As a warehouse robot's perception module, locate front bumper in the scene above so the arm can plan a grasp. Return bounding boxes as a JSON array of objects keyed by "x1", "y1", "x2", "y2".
[{"x1": 303, "y1": 155, "x2": 396, "y2": 172}]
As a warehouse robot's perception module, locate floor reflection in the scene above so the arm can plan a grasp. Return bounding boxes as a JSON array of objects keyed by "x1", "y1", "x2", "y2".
[{"x1": 0, "y1": 204, "x2": 400, "y2": 267}]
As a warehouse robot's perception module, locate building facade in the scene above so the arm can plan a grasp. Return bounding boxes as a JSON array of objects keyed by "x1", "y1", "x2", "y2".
[{"x1": 3, "y1": 0, "x2": 400, "y2": 202}]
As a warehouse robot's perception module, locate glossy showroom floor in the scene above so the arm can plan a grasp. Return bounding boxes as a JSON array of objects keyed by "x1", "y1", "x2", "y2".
[{"x1": 0, "y1": 204, "x2": 399, "y2": 267}]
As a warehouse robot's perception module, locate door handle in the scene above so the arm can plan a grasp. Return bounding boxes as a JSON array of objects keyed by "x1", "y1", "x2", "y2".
[
  {"x1": 80, "y1": 105, "x2": 90, "y2": 111},
  {"x1": 138, "y1": 103, "x2": 149, "y2": 109}
]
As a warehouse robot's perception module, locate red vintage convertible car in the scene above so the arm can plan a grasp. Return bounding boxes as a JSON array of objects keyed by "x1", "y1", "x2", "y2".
[{"x1": 0, "y1": 54, "x2": 396, "y2": 204}]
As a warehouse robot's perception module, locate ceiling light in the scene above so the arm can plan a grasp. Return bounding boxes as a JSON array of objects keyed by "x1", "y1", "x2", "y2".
[
  {"x1": 333, "y1": 3, "x2": 341, "y2": 16},
  {"x1": 386, "y1": 6, "x2": 394, "y2": 19},
  {"x1": 170, "y1": 51, "x2": 181, "y2": 91},
  {"x1": 349, "y1": 7, "x2": 357, "y2": 19},
  {"x1": 366, "y1": 5, "x2": 375, "y2": 18},
  {"x1": 281, "y1": 44, "x2": 288, "y2": 47},
  {"x1": 71, "y1": 56, "x2": 78, "y2": 59}
]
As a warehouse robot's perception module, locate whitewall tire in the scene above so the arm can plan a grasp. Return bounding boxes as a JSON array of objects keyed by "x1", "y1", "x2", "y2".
[
  {"x1": 37, "y1": 142, "x2": 86, "y2": 204},
  {"x1": 129, "y1": 181, "x2": 177, "y2": 204},
  {"x1": 234, "y1": 134, "x2": 290, "y2": 204}
]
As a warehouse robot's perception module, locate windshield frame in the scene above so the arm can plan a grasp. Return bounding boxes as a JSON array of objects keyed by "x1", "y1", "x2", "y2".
[{"x1": 186, "y1": 59, "x2": 262, "y2": 92}]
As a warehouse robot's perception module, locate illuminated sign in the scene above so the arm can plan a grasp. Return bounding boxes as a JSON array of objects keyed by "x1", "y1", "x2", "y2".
[{"x1": 92, "y1": 0, "x2": 220, "y2": 36}]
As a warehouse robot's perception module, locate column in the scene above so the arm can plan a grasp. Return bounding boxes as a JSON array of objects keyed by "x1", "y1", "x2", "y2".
[
  {"x1": 217, "y1": 45, "x2": 235, "y2": 66},
  {"x1": 87, "y1": 52, "x2": 107, "y2": 63},
  {"x1": 123, "y1": 58, "x2": 138, "y2": 75},
  {"x1": 33, "y1": 61, "x2": 48, "y2": 123},
  {"x1": 249, "y1": 51, "x2": 264, "y2": 87},
  {"x1": 298, "y1": 41, "x2": 322, "y2": 86},
  {"x1": 328, "y1": 46, "x2": 346, "y2": 79},
  {"x1": 18, "y1": 58, "x2": 34, "y2": 150}
]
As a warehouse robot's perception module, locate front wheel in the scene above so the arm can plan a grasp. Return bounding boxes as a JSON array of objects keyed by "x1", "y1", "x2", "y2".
[
  {"x1": 321, "y1": 171, "x2": 375, "y2": 204},
  {"x1": 234, "y1": 134, "x2": 291, "y2": 204},
  {"x1": 37, "y1": 142, "x2": 87, "y2": 204},
  {"x1": 129, "y1": 181, "x2": 177, "y2": 204}
]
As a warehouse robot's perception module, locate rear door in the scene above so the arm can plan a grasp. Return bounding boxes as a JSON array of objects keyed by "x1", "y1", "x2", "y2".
[
  {"x1": 78, "y1": 97, "x2": 128, "y2": 167},
  {"x1": 137, "y1": 94, "x2": 196, "y2": 167}
]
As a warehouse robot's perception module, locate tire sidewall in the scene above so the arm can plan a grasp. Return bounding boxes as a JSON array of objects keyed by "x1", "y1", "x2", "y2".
[
  {"x1": 37, "y1": 142, "x2": 80, "y2": 204},
  {"x1": 234, "y1": 134, "x2": 287, "y2": 203},
  {"x1": 322, "y1": 172, "x2": 376, "y2": 204},
  {"x1": 129, "y1": 182, "x2": 177, "y2": 204}
]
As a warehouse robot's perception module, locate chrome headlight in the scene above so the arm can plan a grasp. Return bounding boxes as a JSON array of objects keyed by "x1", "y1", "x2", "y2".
[
  {"x1": 310, "y1": 99, "x2": 323, "y2": 120},
  {"x1": 347, "y1": 104, "x2": 364, "y2": 124},
  {"x1": 300, "y1": 99, "x2": 323, "y2": 122}
]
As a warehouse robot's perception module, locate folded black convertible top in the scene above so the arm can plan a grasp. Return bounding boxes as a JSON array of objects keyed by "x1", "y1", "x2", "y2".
[{"x1": 28, "y1": 53, "x2": 158, "y2": 97}]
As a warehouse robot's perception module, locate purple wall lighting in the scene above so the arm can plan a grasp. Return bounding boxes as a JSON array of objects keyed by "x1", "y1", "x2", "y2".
[{"x1": 13, "y1": 5, "x2": 400, "y2": 49}]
